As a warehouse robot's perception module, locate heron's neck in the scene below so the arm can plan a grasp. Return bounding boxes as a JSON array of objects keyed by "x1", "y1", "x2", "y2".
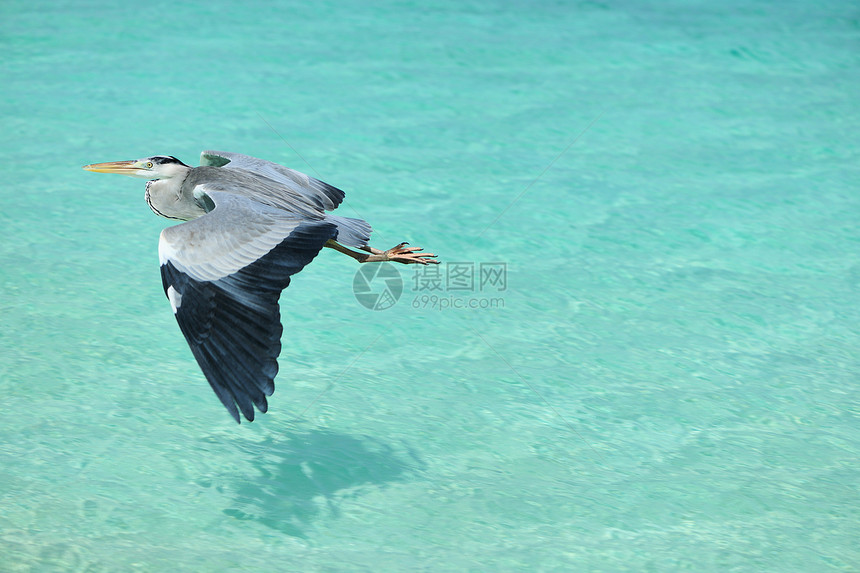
[{"x1": 145, "y1": 169, "x2": 203, "y2": 221}]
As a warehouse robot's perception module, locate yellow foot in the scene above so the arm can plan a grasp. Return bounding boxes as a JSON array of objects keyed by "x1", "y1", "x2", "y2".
[{"x1": 384, "y1": 242, "x2": 440, "y2": 265}]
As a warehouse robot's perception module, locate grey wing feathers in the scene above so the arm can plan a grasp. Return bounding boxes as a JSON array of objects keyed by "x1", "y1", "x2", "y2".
[
  {"x1": 159, "y1": 191, "x2": 338, "y2": 422},
  {"x1": 200, "y1": 150, "x2": 345, "y2": 211},
  {"x1": 324, "y1": 214, "x2": 372, "y2": 248}
]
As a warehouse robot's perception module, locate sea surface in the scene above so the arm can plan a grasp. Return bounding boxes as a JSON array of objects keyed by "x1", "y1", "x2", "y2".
[{"x1": 1, "y1": 0, "x2": 858, "y2": 571}]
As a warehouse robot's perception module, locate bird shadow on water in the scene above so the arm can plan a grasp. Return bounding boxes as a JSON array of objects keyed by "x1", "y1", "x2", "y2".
[{"x1": 213, "y1": 429, "x2": 424, "y2": 538}]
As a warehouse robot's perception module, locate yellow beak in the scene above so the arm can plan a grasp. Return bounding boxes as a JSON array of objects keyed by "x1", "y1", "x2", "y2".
[{"x1": 82, "y1": 160, "x2": 139, "y2": 174}]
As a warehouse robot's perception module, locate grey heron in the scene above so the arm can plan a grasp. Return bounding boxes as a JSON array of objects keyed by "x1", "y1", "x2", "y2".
[{"x1": 83, "y1": 151, "x2": 438, "y2": 423}]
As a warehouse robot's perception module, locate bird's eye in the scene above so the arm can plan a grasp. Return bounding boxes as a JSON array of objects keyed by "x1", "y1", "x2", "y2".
[{"x1": 145, "y1": 162, "x2": 154, "y2": 168}]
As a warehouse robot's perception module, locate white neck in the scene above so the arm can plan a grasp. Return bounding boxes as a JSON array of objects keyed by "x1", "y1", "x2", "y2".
[{"x1": 145, "y1": 170, "x2": 204, "y2": 221}]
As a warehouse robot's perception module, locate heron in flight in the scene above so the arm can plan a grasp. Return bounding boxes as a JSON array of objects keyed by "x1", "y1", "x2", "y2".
[{"x1": 83, "y1": 151, "x2": 438, "y2": 423}]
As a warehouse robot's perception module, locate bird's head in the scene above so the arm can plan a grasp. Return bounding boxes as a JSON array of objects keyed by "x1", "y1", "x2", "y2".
[{"x1": 83, "y1": 155, "x2": 190, "y2": 180}]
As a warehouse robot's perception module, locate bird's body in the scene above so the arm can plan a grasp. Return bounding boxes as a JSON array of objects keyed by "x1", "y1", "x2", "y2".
[{"x1": 83, "y1": 151, "x2": 438, "y2": 423}]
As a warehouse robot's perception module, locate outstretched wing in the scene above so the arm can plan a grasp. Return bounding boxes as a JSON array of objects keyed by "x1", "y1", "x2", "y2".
[
  {"x1": 158, "y1": 190, "x2": 337, "y2": 422},
  {"x1": 200, "y1": 150, "x2": 345, "y2": 212}
]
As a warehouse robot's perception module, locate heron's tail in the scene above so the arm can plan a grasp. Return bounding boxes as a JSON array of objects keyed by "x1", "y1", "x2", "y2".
[{"x1": 325, "y1": 214, "x2": 372, "y2": 248}]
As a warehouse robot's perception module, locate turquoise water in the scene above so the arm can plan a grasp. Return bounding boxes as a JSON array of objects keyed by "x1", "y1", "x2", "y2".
[{"x1": 2, "y1": 0, "x2": 858, "y2": 570}]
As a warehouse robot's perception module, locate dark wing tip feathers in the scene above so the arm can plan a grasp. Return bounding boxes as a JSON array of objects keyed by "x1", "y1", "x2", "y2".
[
  {"x1": 161, "y1": 220, "x2": 337, "y2": 423},
  {"x1": 310, "y1": 177, "x2": 346, "y2": 209}
]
